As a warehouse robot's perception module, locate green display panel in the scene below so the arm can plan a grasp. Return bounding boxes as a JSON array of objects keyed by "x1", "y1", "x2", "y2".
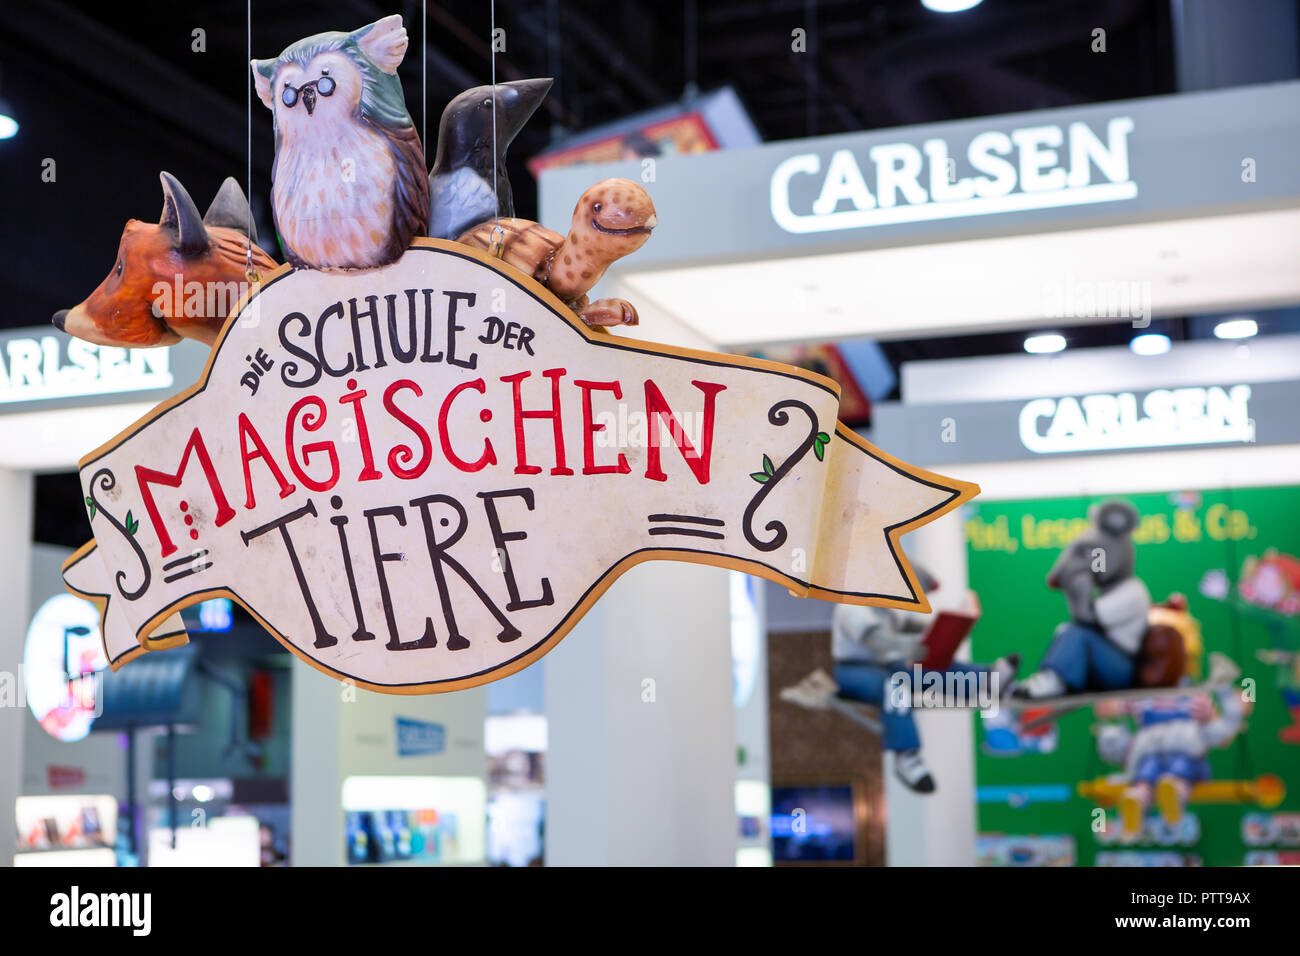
[{"x1": 966, "y1": 485, "x2": 1300, "y2": 867}]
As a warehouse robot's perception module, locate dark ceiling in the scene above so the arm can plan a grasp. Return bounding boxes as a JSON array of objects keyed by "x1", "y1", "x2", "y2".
[
  {"x1": 1, "y1": 0, "x2": 1179, "y2": 338},
  {"x1": 0, "y1": 0, "x2": 1284, "y2": 547}
]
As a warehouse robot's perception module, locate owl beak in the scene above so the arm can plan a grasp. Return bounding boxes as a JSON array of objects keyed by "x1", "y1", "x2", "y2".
[{"x1": 302, "y1": 86, "x2": 317, "y2": 116}]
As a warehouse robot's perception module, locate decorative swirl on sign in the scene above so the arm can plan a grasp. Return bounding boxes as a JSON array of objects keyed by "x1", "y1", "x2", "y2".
[
  {"x1": 741, "y1": 400, "x2": 821, "y2": 552},
  {"x1": 89, "y1": 468, "x2": 152, "y2": 601}
]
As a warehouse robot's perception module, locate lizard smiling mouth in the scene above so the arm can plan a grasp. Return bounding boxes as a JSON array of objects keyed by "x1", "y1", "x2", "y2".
[{"x1": 590, "y1": 217, "x2": 656, "y2": 237}]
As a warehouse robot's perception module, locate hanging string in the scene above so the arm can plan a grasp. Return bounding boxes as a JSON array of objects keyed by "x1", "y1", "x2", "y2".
[
  {"x1": 246, "y1": 0, "x2": 257, "y2": 283},
  {"x1": 422, "y1": 0, "x2": 427, "y2": 158},
  {"x1": 489, "y1": 0, "x2": 504, "y2": 257},
  {"x1": 683, "y1": 0, "x2": 698, "y2": 101},
  {"x1": 804, "y1": 0, "x2": 818, "y2": 138},
  {"x1": 490, "y1": 0, "x2": 498, "y2": 215},
  {"x1": 546, "y1": 0, "x2": 562, "y2": 142}
]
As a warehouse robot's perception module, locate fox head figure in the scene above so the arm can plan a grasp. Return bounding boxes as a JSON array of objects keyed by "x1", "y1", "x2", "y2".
[{"x1": 53, "y1": 172, "x2": 278, "y2": 348}]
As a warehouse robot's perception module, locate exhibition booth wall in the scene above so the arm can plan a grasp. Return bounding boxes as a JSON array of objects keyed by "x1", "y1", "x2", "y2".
[
  {"x1": 539, "y1": 80, "x2": 1300, "y2": 348},
  {"x1": 873, "y1": 336, "x2": 1300, "y2": 866}
]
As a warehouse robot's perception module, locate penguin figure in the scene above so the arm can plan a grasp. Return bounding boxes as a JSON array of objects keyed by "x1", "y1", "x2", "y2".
[{"x1": 428, "y1": 77, "x2": 552, "y2": 241}]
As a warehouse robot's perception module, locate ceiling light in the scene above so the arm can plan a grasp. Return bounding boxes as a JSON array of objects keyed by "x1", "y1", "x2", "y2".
[
  {"x1": 1024, "y1": 333, "x2": 1066, "y2": 354},
  {"x1": 0, "y1": 96, "x2": 16, "y2": 140},
  {"x1": 1213, "y1": 317, "x2": 1258, "y2": 339},
  {"x1": 921, "y1": 0, "x2": 984, "y2": 11},
  {"x1": 1130, "y1": 333, "x2": 1171, "y2": 355},
  {"x1": 0, "y1": 61, "x2": 16, "y2": 140}
]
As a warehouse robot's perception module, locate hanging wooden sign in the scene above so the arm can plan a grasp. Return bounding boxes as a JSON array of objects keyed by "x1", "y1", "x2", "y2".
[{"x1": 63, "y1": 240, "x2": 977, "y2": 693}]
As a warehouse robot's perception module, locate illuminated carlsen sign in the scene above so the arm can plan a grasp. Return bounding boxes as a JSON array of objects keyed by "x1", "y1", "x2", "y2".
[
  {"x1": 0, "y1": 334, "x2": 172, "y2": 404},
  {"x1": 771, "y1": 116, "x2": 1136, "y2": 234},
  {"x1": 1019, "y1": 385, "x2": 1253, "y2": 454}
]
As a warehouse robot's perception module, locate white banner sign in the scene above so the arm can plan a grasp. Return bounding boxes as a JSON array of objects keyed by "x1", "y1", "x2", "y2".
[{"x1": 65, "y1": 241, "x2": 976, "y2": 693}]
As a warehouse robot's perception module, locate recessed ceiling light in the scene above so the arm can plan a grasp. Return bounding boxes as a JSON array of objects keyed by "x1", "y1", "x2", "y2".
[
  {"x1": 921, "y1": 0, "x2": 983, "y2": 11},
  {"x1": 1130, "y1": 333, "x2": 1171, "y2": 356},
  {"x1": 0, "y1": 64, "x2": 16, "y2": 140},
  {"x1": 1214, "y1": 317, "x2": 1258, "y2": 339},
  {"x1": 1024, "y1": 333, "x2": 1066, "y2": 354},
  {"x1": 0, "y1": 97, "x2": 17, "y2": 140}
]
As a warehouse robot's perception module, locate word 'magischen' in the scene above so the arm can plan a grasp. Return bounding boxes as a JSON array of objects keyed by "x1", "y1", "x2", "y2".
[{"x1": 131, "y1": 290, "x2": 727, "y2": 563}]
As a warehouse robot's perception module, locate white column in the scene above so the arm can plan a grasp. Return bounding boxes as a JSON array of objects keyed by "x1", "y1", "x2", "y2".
[
  {"x1": 542, "y1": 278, "x2": 738, "y2": 867},
  {"x1": 732, "y1": 574, "x2": 772, "y2": 866},
  {"x1": 545, "y1": 560, "x2": 737, "y2": 866},
  {"x1": 290, "y1": 659, "x2": 343, "y2": 866},
  {"x1": 132, "y1": 728, "x2": 162, "y2": 866},
  {"x1": 0, "y1": 468, "x2": 32, "y2": 868},
  {"x1": 0, "y1": 469, "x2": 32, "y2": 867},
  {"x1": 884, "y1": 513, "x2": 978, "y2": 866},
  {"x1": 291, "y1": 658, "x2": 488, "y2": 867},
  {"x1": 541, "y1": 265, "x2": 738, "y2": 866}
]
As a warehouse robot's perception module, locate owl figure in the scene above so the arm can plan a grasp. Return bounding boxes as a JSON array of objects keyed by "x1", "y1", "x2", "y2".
[{"x1": 252, "y1": 14, "x2": 429, "y2": 271}]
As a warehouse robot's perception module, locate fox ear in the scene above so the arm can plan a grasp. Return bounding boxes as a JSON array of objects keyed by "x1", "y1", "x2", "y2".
[
  {"x1": 355, "y1": 14, "x2": 406, "y2": 74},
  {"x1": 251, "y1": 59, "x2": 276, "y2": 109},
  {"x1": 159, "y1": 171, "x2": 210, "y2": 257},
  {"x1": 204, "y1": 178, "x2": 259, "y2": 245}
]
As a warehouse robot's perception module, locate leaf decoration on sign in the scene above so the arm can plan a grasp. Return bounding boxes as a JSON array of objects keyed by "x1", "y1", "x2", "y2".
[
  {"x1": 813, "y1": 431, "x2": 831, "y2": 461},
  {"x1": 85, "y1": 496, "x2": 96, "y2": 520},
  {"x1": 87, "y1": 468, "x2": 151, "y2": 600},
  {"x1": 751, "y1": 453, "x2": 777, "y2": 484}
]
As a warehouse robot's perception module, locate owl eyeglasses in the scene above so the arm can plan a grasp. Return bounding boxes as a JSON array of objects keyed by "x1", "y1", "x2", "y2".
[{"x1": 281, "y1": 75, "x2": 336, "y2": 109}]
